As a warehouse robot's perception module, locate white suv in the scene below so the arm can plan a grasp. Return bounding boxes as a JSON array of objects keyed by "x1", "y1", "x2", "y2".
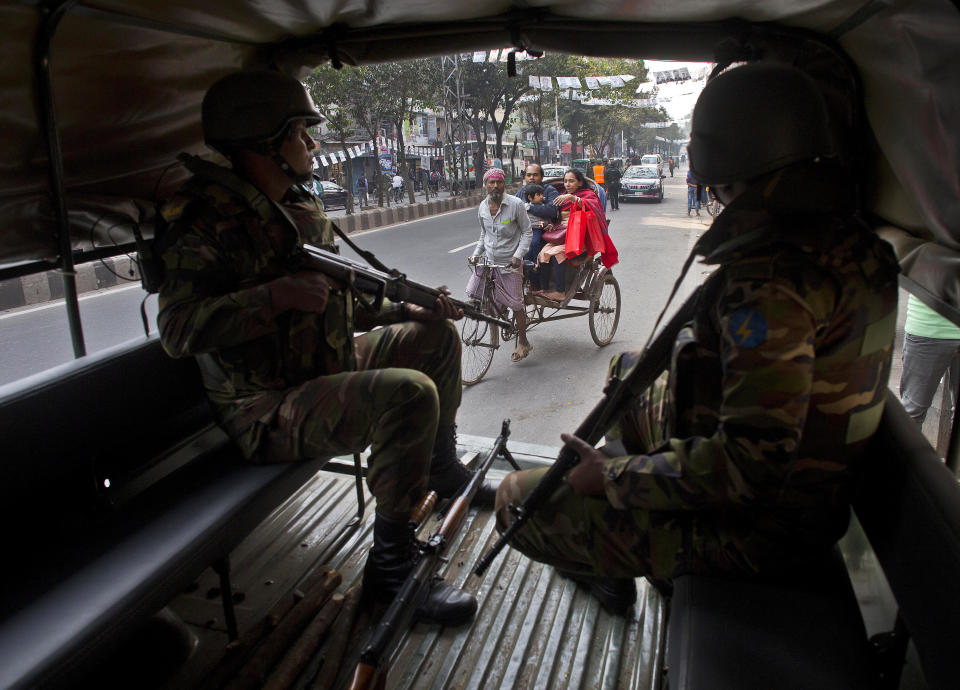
[{"x1": 640, "y1": 154, "x2": 664, "y2": 177}]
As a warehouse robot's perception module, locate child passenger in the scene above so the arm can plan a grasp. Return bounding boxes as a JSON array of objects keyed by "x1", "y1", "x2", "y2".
[{"x1": 522, "y1": 184, "x2": 566, "y2": 301}]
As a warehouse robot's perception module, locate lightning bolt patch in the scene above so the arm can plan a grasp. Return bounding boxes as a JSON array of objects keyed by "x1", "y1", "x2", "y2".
[{"x1": 730, "y1": 309, "x2": 767, "y2": 348}]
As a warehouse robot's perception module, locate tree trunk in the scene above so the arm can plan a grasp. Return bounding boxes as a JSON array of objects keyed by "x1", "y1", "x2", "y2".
[{"x1": 340, "y1": 142, "x2": 354, "y2": 215}]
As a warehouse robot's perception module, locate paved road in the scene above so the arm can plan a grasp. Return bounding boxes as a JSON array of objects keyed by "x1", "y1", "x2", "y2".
[
  {"x1": 0, "y1": 174, "x2": 708, "y2": 447},
  {"x1": 4, "y1": 173, "x2": 930, "y2": 450}
]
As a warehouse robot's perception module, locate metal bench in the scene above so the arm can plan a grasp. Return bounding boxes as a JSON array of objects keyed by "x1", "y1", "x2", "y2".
[
  {"x1": 667, "y1": 391, "x2": 960, "y2": 689},
  {"x1": 0, "y1": 336, "x2": 365, "y2": 689}
]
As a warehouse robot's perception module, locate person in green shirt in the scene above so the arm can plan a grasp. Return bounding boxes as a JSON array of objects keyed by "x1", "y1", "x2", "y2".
[{"x1": 900, "y1": 293, "x2": 960, "y2": 425}]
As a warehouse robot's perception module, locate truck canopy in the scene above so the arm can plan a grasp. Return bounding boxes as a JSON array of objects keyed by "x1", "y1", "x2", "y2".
[{"x1": 2, "y1": 1, "x2": 959, "y2": 322}]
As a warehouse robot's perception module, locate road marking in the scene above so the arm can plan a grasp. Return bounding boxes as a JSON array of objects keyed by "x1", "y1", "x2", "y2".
[{"x1": 448, "y1": 242, "x2": 476, "y2": 254}]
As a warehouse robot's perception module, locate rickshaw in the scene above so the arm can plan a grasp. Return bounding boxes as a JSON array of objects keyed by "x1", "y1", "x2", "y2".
[
  {"x1": 460, "y1": 177, "x2": 621, "y2": 384},
  {"x1": 1, "y1": 3, "x2": 959, "y2": 690}
]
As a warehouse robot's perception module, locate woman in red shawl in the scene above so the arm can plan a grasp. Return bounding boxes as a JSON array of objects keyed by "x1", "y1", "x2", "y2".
[{"x1": 537, "y1": 169, "x2": 617, "y2": 300}]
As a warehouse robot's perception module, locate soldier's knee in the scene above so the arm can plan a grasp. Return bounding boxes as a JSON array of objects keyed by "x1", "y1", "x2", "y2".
[
  {"x1": 390, "y1": 370, "x2": 439, "y2": 416},
  {"x1": 422, "y1": 318, "x2": 460, "y2": 352}
]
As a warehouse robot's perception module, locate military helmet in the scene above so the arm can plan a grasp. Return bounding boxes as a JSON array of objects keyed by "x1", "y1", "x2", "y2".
[
  {"x1": 202, "y1": 69, "x2": 323, "y2": 151},
  {"x1": 688, "y1": 62, "x2": 837, "y2": 186}
]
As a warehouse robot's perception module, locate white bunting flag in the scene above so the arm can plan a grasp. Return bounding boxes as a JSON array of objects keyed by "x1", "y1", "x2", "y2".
[
  {"x1": 338, "y1": 150, "x2": 347, "y2": 162},
  {"x1": 539, "y1": 77, "x2": 552, "y2": 91},
  {"x1": 556, "y1": 76, "x2": 581, "y2": 89},
  {"x1": 585, "y1": 77, "x2": 599, "y2": 89},
  {"x1": 354, "y1": 145, "x2": 363, "y2": 157},
  {"x1": 319, "y1": 155, "x2": 328, "y2": 166},
  {"x1": 347, "y1": 148, "x2": 356, "y2": 159},
  {"x1": 529, "y1": 75, "x2": 541, "y2": 88},
  {"x1": 472, "y1": 51, "x2": 487, "y2": 63}
]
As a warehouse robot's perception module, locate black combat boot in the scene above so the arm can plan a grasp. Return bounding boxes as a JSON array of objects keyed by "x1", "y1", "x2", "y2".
[
  {"x1": 428, "y1": 423, "x2": 498, "y2": 509},
  {"x1": 363, "y1": 513, "x2": 477, "y2": 625},
  {"x1": 559, "y1": 570, "x2": 637, "y2": 616}
]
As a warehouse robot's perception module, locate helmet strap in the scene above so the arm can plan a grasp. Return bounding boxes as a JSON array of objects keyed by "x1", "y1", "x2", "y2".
[{"x1": 269, "y1": 147, "x2": 311, "y2": 184}]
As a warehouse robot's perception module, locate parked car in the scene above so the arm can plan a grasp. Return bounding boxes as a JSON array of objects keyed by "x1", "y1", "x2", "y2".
[
  {"x1": 318, "y1": 180, "x2": 348, "y2": 209},
  {"x1": 640, "y1": 153, "x2": 664, "y2": 177},
  {"x1": 620, "y1": 165, "x2": 664, "y2": 202}
]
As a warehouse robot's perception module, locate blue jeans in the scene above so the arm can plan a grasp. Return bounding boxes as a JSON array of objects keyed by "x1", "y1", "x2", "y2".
[
  {"x1": 900, "y1": 333, "x2": 960, "y2": 425},
  {"x1": 687, "y1": 187, "x2": 700, "y2": 212}
]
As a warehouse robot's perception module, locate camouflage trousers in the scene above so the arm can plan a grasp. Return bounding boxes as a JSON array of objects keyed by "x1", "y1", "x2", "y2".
[
  {"x1": 271, "y1": 319, "x2": 462, "y2": 520},
  {"x1": 495, "y1": 352, "x2": 763, "y2": 579}
]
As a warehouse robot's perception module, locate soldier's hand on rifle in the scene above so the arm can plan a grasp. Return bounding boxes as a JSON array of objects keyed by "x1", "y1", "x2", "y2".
[
  {"x1": 269, "y1": 271, "x2": 337, "y2": 315},
  {"x1": 561, "y1": 433, "x2": 607, "y2": 496},
  {"x1": 403, "y1": 287, "x2": 464, "y2": 322},
  {"x1": 510, "y1": 256, "x2": 522, "y2": 268}
]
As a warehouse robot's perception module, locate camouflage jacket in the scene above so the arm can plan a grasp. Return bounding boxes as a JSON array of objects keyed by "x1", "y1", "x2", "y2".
[
  {"x1": 157, "y1": 160, "x2": 403, "y2": 458},
  {"x1": 603, "y1": 186, "x2": 900, "y2": 546}
]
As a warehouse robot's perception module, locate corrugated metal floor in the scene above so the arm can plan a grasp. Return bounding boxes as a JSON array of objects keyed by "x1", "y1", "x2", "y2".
[{"x1": 161, "y1": 440, "x2": 667, "y2": 690}]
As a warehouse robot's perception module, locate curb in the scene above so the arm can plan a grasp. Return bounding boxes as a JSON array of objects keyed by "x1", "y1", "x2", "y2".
[
  {"x1": 334, "y1": 190, "x2": 489, "y2": 234},
  {"x1": 0, "y1": 189, "x2": 503, "y2": 312}
]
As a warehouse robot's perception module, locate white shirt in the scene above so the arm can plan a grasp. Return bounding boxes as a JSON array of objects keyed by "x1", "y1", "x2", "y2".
[{"x1": 472, "y1": 194, "x2": 532, "y2": 268}]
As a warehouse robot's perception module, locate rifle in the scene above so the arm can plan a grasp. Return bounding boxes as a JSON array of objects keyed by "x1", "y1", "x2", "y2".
[
  {"x1": 473, "y1": 279, "x2": 716, "y2": 576},
  {"x1": 348, "y1": 420, "x2": 515, "y2": 690},
  {"x1": 299, "y1": 244, "x2": 512, "y2": 330}
]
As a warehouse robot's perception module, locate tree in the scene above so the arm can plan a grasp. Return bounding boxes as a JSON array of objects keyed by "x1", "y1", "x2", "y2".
[
  {"x1": 374, "y1": 59, "x2": 441, "y2": 203},
  {"x1": 515, "y1": 53, "x2": 579, "y2": 163},
  {"x1": 305, "y1": 67, "x2": 359, "y2": 214},
  {"x1": 554, "y1": 57, "x2": 649, "y2": 162}
]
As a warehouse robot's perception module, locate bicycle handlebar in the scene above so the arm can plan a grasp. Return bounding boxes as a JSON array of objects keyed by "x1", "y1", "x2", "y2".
[{"x1": 468, "y1": 257, "x2": 523, "y2": 271}]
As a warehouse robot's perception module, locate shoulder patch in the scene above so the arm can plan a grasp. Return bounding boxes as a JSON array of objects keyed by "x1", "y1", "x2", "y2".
[
  {"x1": 161, "y1": 196, "x2": 190, "y2": 223},
  {"x1": 729, "y1": 309, "x2": 768, "y2": 348}
]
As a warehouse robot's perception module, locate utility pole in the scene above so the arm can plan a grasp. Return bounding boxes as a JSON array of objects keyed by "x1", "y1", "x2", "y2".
[
  {"x1": 554, "y1": 92, "x2": 561, "y2": 162},
  {"x1": 440, "y1": 54, "x2": 466, "y2": 192}
]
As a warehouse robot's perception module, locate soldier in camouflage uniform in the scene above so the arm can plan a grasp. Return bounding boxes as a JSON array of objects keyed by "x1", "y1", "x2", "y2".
[
  {"x1": 158, "y1": 70, "x2": 490, "y2": 625},
  {"x1": 495, "y1": 63, "x2": 900, "y2": 614}
]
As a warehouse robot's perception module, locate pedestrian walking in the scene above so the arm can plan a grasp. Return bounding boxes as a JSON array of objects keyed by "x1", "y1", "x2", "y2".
[
  {"x1": 686, "y1": 169, "x2": 701, "y2": 216},
  {"x1": 356, "y1": 172, "x2": 369, "y2": 208}
]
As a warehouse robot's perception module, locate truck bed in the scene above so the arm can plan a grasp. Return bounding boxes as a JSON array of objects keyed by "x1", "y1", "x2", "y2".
[{"x1": 152, "y1": 437, "x2": 667, "y2": 690}]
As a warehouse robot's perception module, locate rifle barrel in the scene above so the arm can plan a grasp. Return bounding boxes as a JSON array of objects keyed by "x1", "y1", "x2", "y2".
[
  {"x1": 302, "y1": 245, "x2": 511, "y2": 330},
  {"x1": 472, "y1": 282, "x2": 710, "y2": 576},
  {"x1": 350, "y1": 421, "x2": 512, "y2": 683}
]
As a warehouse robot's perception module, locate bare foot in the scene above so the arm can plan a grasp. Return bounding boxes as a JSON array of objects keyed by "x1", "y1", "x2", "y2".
[
  {"x1": 543, "y1": 290, "x2": 566, "y2": 301},
  {"x1": 510, "y1": 342, "x2": 533, "y2": 362}
]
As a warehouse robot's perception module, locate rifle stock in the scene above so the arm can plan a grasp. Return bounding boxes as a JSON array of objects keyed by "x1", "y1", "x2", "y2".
[
  {"x1": 300, "y1": 244, "x2": 512, "y2": 330},
  {"x1": 347, "y1": 662, "x2": 378, "y2": 690},
  {"x1": 473, "y1": 282, "x2": 711, "y2": 576},
  {"x1": 348, "y1": 420, "x2": 513, "y2": 690}
]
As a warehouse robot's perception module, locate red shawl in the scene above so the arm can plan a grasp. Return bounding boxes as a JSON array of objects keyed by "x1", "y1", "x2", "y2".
[{"x1": 563, "y1": 187, "x2": 619, "y2": 268}]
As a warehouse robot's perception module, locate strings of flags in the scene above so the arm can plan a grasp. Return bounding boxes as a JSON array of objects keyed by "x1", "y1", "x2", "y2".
[
  {"x1": 527, "y1": 75, "x2": 636, "y2": 90},
  {"x1": 317, "y1": 139, "x2": 444, "y2": 167}
]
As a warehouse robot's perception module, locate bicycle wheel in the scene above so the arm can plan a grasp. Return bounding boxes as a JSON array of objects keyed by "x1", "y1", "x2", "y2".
[
  {"x1": 706, "y1": 197, "x2": 723, "y2": 217},
  {"x1": 460, "y1": 310, "x2": 499, "y2": 385},
  {"x1": 589, "y1": 271, "x2": 621, "y2": 346}
]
